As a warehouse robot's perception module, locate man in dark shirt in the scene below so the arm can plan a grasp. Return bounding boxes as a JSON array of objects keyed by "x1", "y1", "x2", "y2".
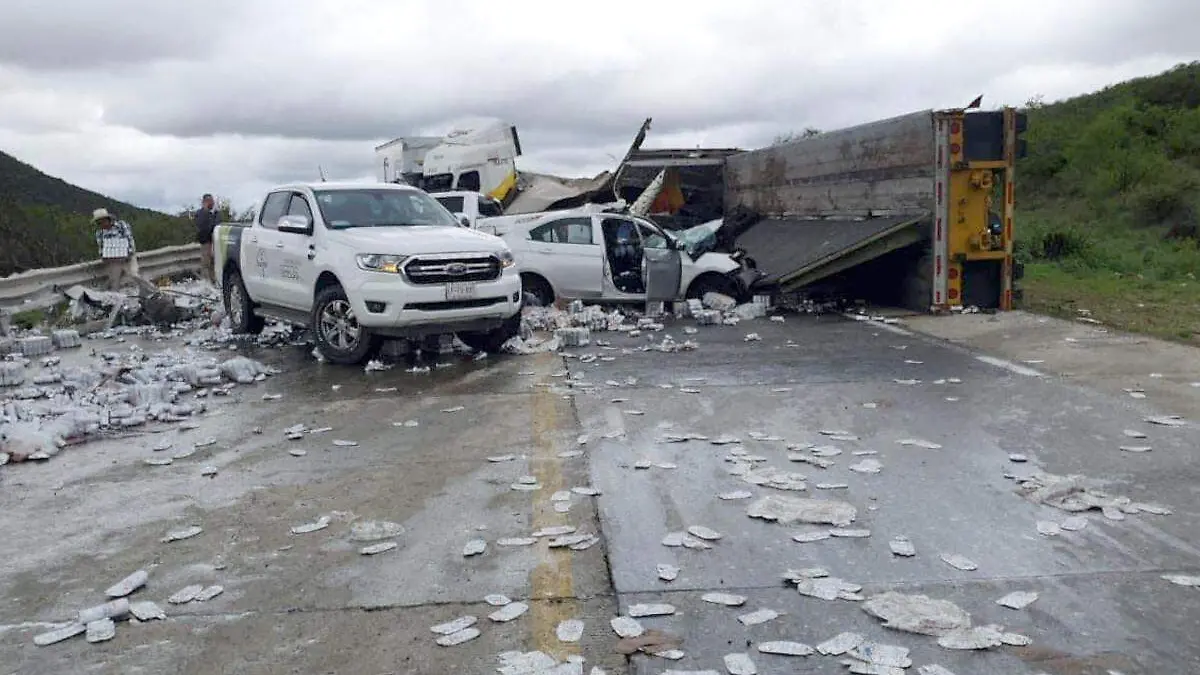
[{"x1": 194, "y1": 193, "x2": 219, "y2": 283}]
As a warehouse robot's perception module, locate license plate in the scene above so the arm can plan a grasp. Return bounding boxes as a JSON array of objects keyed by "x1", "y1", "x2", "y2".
[{"x1": 444, "y1": 282, "x2": 478, "y2": 301}]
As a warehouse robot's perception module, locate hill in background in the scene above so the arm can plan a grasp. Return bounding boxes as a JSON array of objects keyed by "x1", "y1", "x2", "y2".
[
  {"x1": 1016, "y1": 62, "x2": 1200, "y2": 341},
  {"x1": 0, "y1": 151, "x2": 192, "y2": 277}
]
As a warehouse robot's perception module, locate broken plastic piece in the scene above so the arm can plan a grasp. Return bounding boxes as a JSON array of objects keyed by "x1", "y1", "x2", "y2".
[
  {"x1": 78, "y1": 599, "x2": 131, "y2": 624},
  {"x1": 609, "y1": 616, "x2": 644, "y2": 638},
  {"x1": 485, "y1": 594, "x2": 512, "y2": 606},
  {"x1": 436, "y1": 627, "x2": 481, "y2": 647},
  {"x1": 889, "y1": 536, "x2": 916, "y2": 557},
  {"x1": 349, "y1": 520, "x2": 404, "y2": 541},
  {"x1": 168, "y1": 584, "x2": 204, "y2": 604},
  {"x1": 737, "y1": 609, "x2": 779, "y2": 626},
  {"x1": 129, "y1": 601, "x2": 165, "y2": 621},
  {"x1": 85, "y1": 618, "x2": 115, "y2": 643},
  {"x1": 701, "y1": 592, "x2": 746, "y2": 606},
  {"x1": 161, "y1": 525, "x2": 203, "y2": 543},
  {"x1": 34, "y1": 622, "x2": 85, "y2": 646},
  {"x1": 723, "y1": 653, "x2": 757, "y2": 675},
  {"x1": 939, "y1": 553, "x2": 977, "y2": 571},
  {"x1": 748, "y1": 495, "x2": 856, "y2": 526},
  {"x1": 360, "y1": 542, "x2": 398, "y2": 555},
  {"x1": 105, "y1": 570, "x2": 148, "y2": 598},
  {"x1": 463, "y1": 539, "x2": 487, "y2": 557},
  {"x1": 816, "y1": 632, "x2": 864, "y2": 656},
  {"x1": 628, "y1": 603, "x2": 676, "y2": 618},
  {"x1": 996, "y1": 591, "x2": 1038, "y2": 610},
  {"x1": 861, "y1": 592, "x2": 972, "y2": 636},
  {"x1": 489, "y1": 601, "x2": 529, "y2": 623},
  {"x1": 556, "y1": 619, "x2": 585, "y2": 643},
  {"x1": 757, "y1": 640, "x2": 814, "y2": 656},
  {"x1": 291, "y1": 516, "x2": 332, "y2": 535},
  {"x1": 195, "y1": 585, "x2": 224, "y2": 602},
  {"x1": 686, "y1": 525, "x2": 721, "y2": 541},
  {"x1": 657, "y1": 564, "x2": 680, "y2": 581},
  {"x1": 431, "y1": 616, "x2": 477, "y2": 635},
  {"x1": 936, "y1": 625, "x2": 1004, "y2": 650}
]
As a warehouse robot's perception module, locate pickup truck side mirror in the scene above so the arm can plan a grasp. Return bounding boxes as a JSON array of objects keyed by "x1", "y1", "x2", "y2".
[
  {"x1": 454, "y1": 213, "x2": 471, "y2": 228},
  {"x1": 277, "y1": 214, "x2": 313, "y2": 235}
]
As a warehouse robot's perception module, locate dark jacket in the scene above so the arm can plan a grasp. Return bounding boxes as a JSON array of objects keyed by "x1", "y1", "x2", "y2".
[{"x1": 194, "y1": 208, "x2": 218, "y2": 244}]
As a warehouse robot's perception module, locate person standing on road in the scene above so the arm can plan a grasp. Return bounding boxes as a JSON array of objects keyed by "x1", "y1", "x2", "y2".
[
  {"x1": 93, "y1": 207, "x2": 140, "y2": 291},
  {"x1": 194, "y1": 193, "x2": 219, "y2": 283}
]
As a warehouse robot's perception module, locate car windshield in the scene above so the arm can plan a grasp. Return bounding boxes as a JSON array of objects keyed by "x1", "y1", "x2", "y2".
[
  {"x1": 675, "y1": 219, "x2": 723, "y2": 257},
  {"x1": 435, "y1": 195, "x2": 465, "y2": 213},
  {"x1": 313, "y1": 189, "x2": 459, "y2": 229}
]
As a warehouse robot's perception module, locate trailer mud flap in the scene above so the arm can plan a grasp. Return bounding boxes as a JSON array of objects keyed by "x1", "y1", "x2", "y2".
[{"x1": 734, "y1": 215, "x2": 926, "y2": 292}]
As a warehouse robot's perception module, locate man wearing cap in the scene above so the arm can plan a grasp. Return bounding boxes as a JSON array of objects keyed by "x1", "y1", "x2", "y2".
[
  {"x1": 92, "y1": 208, "x2": 140, "y2": 290},
  {"x1": 193, "y1": 193, "x2": 219, "y2": 283}
]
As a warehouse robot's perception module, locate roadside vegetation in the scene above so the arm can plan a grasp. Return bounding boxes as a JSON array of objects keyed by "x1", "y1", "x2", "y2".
[{"x1": 1015, "y1": 62, "x2": 1200, "y2": 342}]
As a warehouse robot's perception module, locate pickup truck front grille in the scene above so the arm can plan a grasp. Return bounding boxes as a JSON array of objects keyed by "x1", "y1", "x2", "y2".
[{"x1": 404, "y1": 255, "x2": 501, "y2": 284}]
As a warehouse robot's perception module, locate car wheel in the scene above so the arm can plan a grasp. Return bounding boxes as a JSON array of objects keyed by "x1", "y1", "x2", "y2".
[
  {"x1": 685, "y1": 274, "x2": 738, "y2": 302},
  {"x1": 312, "y1": 285, "x2": 380, "y2": 365},
  {"x1": 521, "y1": 274, "x2": 555, "y2": 307},
  {"x1": 223, "y1": 269, "x2": 265, "y2": 334},
  {"x1": 457, "y1": 311, "x2": 521, "y2": 354}
]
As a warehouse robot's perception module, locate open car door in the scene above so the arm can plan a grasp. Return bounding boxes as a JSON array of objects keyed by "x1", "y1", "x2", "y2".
[{"x1": 640, "y1": 223, "x2": 683, "y2": 301}]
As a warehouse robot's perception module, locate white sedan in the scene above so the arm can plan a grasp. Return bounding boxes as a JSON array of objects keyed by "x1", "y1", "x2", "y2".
[{"x1": 482, "y1": 209, "x2": 755, "y2": 306}]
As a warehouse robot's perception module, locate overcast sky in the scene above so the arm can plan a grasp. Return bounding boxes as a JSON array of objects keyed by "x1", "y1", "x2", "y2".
[{"x1": 1, "y1": 0, "x2": 1198, "y2": 213}]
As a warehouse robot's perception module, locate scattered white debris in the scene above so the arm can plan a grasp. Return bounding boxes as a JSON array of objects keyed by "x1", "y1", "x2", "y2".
[
  {"x1": 737, "y1": 608, "x2": 780, "y2": 626},
  {"x1": 1008, "y1": 453, "x2": 1028, "y2": 463},
  {"x1": 33, "y1": 623, "x2": 86, "y2": 647},
  {"x1": 724, "y1": 653, "x2": 757, "y2": 674},
  {"x1": 556, "y1": 619, "x2": 585, "y2": 643},
  {"x1": 195, "y1": 585, "x2": 224, "y2": 602},
  {"x1": 939, "y1": 553, "x2": 977, "y2": 571},
  {"x1": 463, "y1": 539, "x2": 487, "y2": 557},
  {"x1": 332, "y1": 439, "x2": 358, "y2": 447},
  {"x1": 431, "y1": 616, "x2": 478, "y2": 635},
  {"x1": 628, "y1": 603, "x2": 676, "y2": 618},
  {"x1": 291, "y1": 516, "x2": 331, "y2": 535},
  {"x1": 436, "y1": 627, "x2": 481, "y2": 647},
  {"x1": 1060, "y1": 515, "x2": 1088, "y2": 531},
  {"x1": 792, "y1": 531, "x2": 832, "y2": 543},
  {"x1": 747, "y1": 495, "x2": 857, "y2": 526},
  {"x1": 129, "y1": 601, "x2": 165, "y2": 621},
  {"x1": 889, "y1": 536, "x2": 916, "y2": 557},
  {"x1": 1162, "y1": 574, "x2": 1200, "y2": 587},
  {"x1": 609, "y1": 616, "x2": 644, "y2": 638},
  {"x1": 657, "y1": 564, "x2": 680, "y2": 581},
  {"x1": 104, "y1": 570, "x2": 148, "y2": 598},
  {"x1": 161, "y1": 525, "x2": 203, "y2": 543},
  {"x1": 441, "y1": 405, "x2": 465, "y2": 413},
  {"x1": 702, "y1": 592, "x2": 746, "y2": 607},
  {"x1": 168, "y1": 584, "x2": 204, "y2": 604},
  {"x1": 1144, "y1": 415, "x2": 1187, "y2": 427},
  {"x1": 288, "y1": 449, "x2": 307, "y2": 457},
  {"x1": 485, "y1": 594, "x2": 512, "y2": 606},
  {"x1": 861, "y1": 592, "x2": 972, "y2": 636},
  {"x1": 572, "y1": 486, "x2": 601, "y2": 496},
  {"x1": 85, "y1": 618, "x2": 115, "y2": 643},
  {"x1": 1037, "y1": 520, "x2": 1062, "y2": 536},
  {"x1": 849, "y1": 458, "x2": 882, "y2": 474},
  {"x1": 996, "y1": 591, "x2": 1039, "y2": 610},
  {"x1": 497, "y1": 537, "x2": 537, "y2": 547},
  {"x1": 687, "y1": 525, "x2": 722, "y2": 541},
  {"x1": 917, "y1": 666, "x2": 957, "y2": 675},
  {"x1": 1119, "y1": 445, "x2": 1152, "y2": 453},
  {"x1": 757, "y1": 641, "x2": 814, "y2": 656},
  {"x1": 847, "y1": 642, "x2": 912, "y2": 670},
  {"x1": 936, "y1": 625, "x2": 1005, "y2": 650},
  {"x1": 896, "y1": 438, "x2": 942, "y2": 449},
  {"x1": 830, "y1": 528, "x2": 871, "y2": 538},
  {"x1": 816, "y1": 632, "x2": 864, "y2": 656},
  {"x1": 488, "y1": 454, "x2": 517, "y2": 462},
  {"x1": 488, "y1": 601, "x2": 529, "y2": 623},
  {"x1": 360, "y1": 542, "x2": 398, "y2": 555}
]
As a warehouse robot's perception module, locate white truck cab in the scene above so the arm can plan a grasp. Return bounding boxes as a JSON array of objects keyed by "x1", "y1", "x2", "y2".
[
  {"x1": 485, "y1": 210, "x2": 756, "y2": 306},
  {"x1": 213, "y1": 182, "x2": 523, "y2": 364}
]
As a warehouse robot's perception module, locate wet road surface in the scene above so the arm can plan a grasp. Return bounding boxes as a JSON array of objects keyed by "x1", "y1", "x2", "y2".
[{"x1": 2, "y1": 313, "x2": 1198, "y2": 674}]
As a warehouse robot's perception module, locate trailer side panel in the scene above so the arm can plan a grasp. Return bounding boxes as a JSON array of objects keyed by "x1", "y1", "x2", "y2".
[{"x1": 724, "y1": 111, "x2": 936, "y2": 218}]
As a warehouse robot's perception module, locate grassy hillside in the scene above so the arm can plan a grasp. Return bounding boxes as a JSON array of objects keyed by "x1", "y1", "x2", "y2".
[
  {"x1": 0, "y1": 151, "x2": 192, "y2": 277},
  {"x1": 1016, "y1": 62, "x2": 1200, "y2": 342}
]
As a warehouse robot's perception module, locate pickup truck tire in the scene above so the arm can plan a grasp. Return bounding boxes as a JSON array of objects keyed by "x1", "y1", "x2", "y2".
[
  {"x1": 456, "y1": 311, "x2": 521, "y2": 354},
  {"x1": 223, "y1": 269, "x2": 265, "y2": 335},
  {"x1": 312, "y1": 285, "x2": 380, "y2": 365}
]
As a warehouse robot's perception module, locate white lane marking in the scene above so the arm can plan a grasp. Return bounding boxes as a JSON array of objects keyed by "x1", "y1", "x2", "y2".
[{"x1": 976, "y1": 355, "x2": 1044, "y2": 377}]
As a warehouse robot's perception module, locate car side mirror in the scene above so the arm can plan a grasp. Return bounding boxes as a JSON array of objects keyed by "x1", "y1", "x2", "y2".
[
  {"x1": 454, "y1": 213, "x2": 471, "y2": 228},
  {"x1": 277, "y1": 214, "x2": 313, "y2": 234}
]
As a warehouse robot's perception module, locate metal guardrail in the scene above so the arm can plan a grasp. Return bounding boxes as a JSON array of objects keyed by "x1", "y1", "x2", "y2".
[{"x1": 0, "y1": 244, "x2": 203, "y2": 310}]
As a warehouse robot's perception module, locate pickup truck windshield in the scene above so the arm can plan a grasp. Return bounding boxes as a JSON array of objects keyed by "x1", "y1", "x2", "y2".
[{"x1": 314, "y1": 189, "x2": 458, "y2": 229}]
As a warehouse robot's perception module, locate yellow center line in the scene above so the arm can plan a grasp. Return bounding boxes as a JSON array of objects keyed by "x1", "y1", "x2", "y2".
[{"x1": 528, "y1": 351, "x2": 579, "y2": 660}]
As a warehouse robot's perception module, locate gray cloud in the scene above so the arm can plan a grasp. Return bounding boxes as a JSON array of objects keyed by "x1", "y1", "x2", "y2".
[{"x1": 1, "y1": 0, "x2": 1199, "y2": 214}]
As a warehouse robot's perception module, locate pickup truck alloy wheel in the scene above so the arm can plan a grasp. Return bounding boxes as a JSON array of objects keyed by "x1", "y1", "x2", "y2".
[{"x1": 318, "y1": 299, "x2": 361, "y2": 351}]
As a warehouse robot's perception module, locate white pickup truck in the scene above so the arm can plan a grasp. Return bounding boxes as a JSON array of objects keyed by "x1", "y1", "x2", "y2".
[
  {"x1": 212, "y1": 182, "x2": 523, "y2": 365},
  {"x1": 430, "y1": 190, "x2": 505, "y2": 228}
]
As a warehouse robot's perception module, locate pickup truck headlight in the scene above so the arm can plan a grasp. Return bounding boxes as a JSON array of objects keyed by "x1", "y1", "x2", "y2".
[
  {"x1": 356, "y1": 253, "x2": 408, "y2": 273},
  {"x1": 497, "y1": 250, "x2": 516, "y2": 269}
]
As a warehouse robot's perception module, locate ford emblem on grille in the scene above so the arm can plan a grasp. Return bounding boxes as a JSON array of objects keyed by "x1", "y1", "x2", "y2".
[{"x1": 445, "y1": 262, "x2": 468, "y2": 276}]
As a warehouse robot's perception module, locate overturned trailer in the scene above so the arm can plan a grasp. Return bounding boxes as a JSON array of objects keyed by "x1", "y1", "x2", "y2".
[{"x1": 724, "y1": 106, "x2": 1026, "y2": 311}]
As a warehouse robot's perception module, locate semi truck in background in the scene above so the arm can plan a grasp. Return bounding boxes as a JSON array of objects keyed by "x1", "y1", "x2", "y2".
[
  {"x1": 374, "y1": 119, "x2": 524, "y2": 205},
  {"x1": 721, "y1": 105, "x2": 1028, "y2": 312}
]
